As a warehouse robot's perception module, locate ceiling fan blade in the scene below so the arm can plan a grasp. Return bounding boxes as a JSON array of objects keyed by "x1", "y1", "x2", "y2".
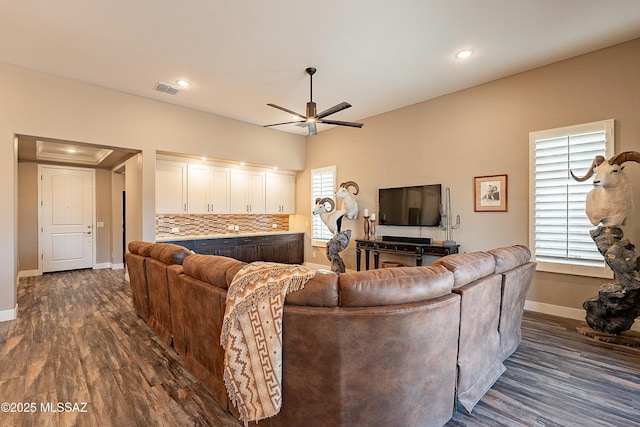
[
  {"x1": 320, "y1": 119, "x2": 363, "y2": 128},
  {"x1": 267, "y1": 103, "x2": 306, "y2": 120},
  {"x1": 263, "y1": 120, "x2": 306, "y2": 128},
  {"x1": 308, "y1": 121, "x2": 317, "y2": 136},
  {"x1": 317, "y1": 102, "x2": 352, "y2": 119}
]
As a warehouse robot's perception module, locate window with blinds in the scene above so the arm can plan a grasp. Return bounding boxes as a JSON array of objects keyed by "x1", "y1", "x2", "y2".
[
  {"x1": 311, "y1": 165, "x2": 336, "y2": 246},
  {"x1": 529, "y1": 119, "x2": 614, "y2": 278}
]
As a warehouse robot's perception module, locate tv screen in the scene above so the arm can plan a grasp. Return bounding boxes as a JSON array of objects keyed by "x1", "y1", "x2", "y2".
[{"x1": 378, "y1": 184, "x2": 442, "y2": 226}]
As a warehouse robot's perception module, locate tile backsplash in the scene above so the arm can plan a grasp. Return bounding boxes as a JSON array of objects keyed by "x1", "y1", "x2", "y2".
[{"x1": 156, "y1": 214, "x2": 290, "y2": 237}]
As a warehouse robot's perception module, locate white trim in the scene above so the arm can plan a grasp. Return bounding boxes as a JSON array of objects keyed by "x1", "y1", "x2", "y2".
[
  {"x1": 0, "y1": 304, "x2": 18, "y2": 322},
  {"x1": 310, "y1": 165, "x2": 337, "y2": 247},
  {"x1": 94, "y1": 262, "x2": 111, "y2": 270},
  {"x1": 111, "y1": 263, "x2": 125, "y2": 270},
  {"x1": 18, "y1": 269, "x2": 41, "y2": 278},
  {"x1": 525, "y1": 300, "x2": 639, "y2": 332},
  {"x1": 529, "y1": 119, "x2": 615, "y2": 278},
  {"x1": 304, "y1": 261, "x2": 333, "y2": 271},
  {"x1": 303, "y1": 261, "x2": 355, "y2": 273}
]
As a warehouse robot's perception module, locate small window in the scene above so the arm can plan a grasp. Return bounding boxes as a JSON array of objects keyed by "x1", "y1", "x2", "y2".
[
  {"x1": 311, "y1": 165, "x2": 336, "y2": 246},
  {"x1": 529, "y1": 119, "x2": 614, "y2": 278}
]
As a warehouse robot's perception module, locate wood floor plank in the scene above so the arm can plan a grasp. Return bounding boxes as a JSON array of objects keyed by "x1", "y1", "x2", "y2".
[{"x1": 1, "y1": 269, "x2": 640, "y2": 426}]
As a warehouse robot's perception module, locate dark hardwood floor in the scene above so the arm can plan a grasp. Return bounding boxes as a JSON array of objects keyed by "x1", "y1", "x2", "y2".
[{"x1": 0, "y1": 269, "x2": 638, "y2": 426}]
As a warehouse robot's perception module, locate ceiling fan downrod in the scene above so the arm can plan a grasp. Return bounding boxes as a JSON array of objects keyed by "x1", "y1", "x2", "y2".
[{"x1": 306, "y1": 67, "x2": 316, "y2": 102}]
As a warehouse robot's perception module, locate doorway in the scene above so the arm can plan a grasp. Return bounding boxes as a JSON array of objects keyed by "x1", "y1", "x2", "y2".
[{"x1": 39, "y1": 164, "x2": 95, "y2": 273}]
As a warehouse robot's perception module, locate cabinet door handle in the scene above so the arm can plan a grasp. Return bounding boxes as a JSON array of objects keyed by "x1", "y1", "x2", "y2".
[{"x1": 184, "y1": 203, "x2": 187, "y2": 212}]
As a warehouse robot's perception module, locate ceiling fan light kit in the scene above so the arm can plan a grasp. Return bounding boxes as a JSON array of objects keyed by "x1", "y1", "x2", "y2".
[{"x1": 264, "y1": 67, "x2": 363, "y2": 136}]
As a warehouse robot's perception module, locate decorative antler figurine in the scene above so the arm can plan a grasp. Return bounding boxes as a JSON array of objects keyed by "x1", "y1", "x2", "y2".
[{"x1": 439, "y1": 187, "x2": 460, "y2": 245}]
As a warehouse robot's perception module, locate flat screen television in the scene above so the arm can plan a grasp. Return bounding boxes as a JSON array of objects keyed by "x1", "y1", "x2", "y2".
[{"x1": 378, "y1": 184, "x2": 442, "y2": 226}]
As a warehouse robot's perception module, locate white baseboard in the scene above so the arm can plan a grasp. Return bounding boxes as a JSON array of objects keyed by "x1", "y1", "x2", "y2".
[
  {"x1": 303, "y1": 262, "x2": 356, "y2": 273},
  {"x1": 304, "y1": 261, "x2": 332, "y2": 271},
  {"x1": 111, "y1": 263, "x2": 124, "y2": 270},
  {"x1": 18, "y1": 269, "x2": 40, "y2": 278},
  {"x1": 525, "y1": 300, "x2": 640, "y2": 332},
  {"x1": 0, "y1": 304, "x2": 18, "y2": 322},
  {"x1": 94, "y1": 262, "x2": 111, "y2": 269}
]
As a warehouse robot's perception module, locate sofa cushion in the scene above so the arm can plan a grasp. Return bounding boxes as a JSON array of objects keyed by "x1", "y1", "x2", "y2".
[
  {"x1": 431, "y1": 252, "x2": 496, "y2": 290},
  {"x1": 128, "y1": 240, "x2": 154, "y2": 257},
  {"x1": 486, "y1": 245, "x2": 531, "y2": 274},
  {"x1": 286, "y1": 270, "x2": 339, "y2": 307},
  {"x1": 183, "y1": 254, "x2": 247, "y2": 290},
  {"x1": 338, "y1": 265, "x2": 454, "y2": 307},
  {"x1": 150, "y1": 243, "x2": 192, "y2": 266}
]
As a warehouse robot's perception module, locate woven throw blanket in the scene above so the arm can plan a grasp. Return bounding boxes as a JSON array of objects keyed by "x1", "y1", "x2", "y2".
[{"x1": 221, "y1": 261, "x2": 316, "y2": 425}]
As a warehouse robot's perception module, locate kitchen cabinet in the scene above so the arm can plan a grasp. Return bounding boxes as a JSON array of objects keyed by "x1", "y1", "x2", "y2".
[
  {"x1": 161, "y1": 233, "x2": 303, "y2": 264},
  {"x1": 187, "y1": 164, "x2": 230, "y2": 214},
  {"x1": 230, "y1": 169, "x2": 265, "y2": 214},
  {"x1": 271, "y1": 233, "x2": 304, "y2": 264},
  {"x1": 192, "y1": 237, "x2": 238, "y2": 258},
  {"x1": 237, "y1": 235, "x2": 275, "y2": 263},
  {"x1": 266, "y1": 172, "x2": 296, "y2": 214},
  {"x1": 156, "y1": 160, "x2": 187, "y2": 214},
  {"x1": 155, "y1": 156, "x2": 295, "y2": 216}
]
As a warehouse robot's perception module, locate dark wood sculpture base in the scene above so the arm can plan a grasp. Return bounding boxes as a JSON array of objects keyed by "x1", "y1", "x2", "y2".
[
  {"x1": 584, "y1": 226, "x2": 640, "y2": 334},
  {"x1": 577, "y1": 326, "x2": 640, "y2": 347}
]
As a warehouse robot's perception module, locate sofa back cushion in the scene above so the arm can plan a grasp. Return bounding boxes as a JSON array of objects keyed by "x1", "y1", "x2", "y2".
[
  {"x1": 150, "y1": 243, "x2": 192, "y2": 266},
  {"x1": 285, "y1": 270, "x2": 339, "y2": 307},
  {"x1": 183, "y1": 254, "x2": 247, "y2": 290},
  {"x1": 338, "y1": 265, "x2": 454, "y2": 307},
  {"x1": 431, "y1": 252, "x2": 496, "y2": 290},
  {"x1": 485, "y1": 245, "x2": 531, "y2": 274},
  {"x1": 128, "y1": 240, "x2": 154, "y2": 257}
]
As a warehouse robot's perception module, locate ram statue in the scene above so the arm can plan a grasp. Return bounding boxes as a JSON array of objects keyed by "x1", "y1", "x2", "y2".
[
  {"x1": 570, "y1": 151, "x2": 640, "y2": 227},
  {"x1": 335, "y1": 181, "x2": 360, "y2": 220},
  {"x1": 312, "y1": 197, "x2": 346, "y2": 235}
]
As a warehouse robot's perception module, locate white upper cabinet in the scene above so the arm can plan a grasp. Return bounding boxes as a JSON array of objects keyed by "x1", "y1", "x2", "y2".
[
  {"x1": 156, "y1": 160, "x2": 187, "y2": 214},
  {"x1": 156, "y1": 156, "x2": 292, "y2": 215},
  {"x1": 266, "y1": 172, "x2": 296, "y2": 214},
  {"x1": 187, "y1": 164, "x2": 230, "y2": 214},
  {"x1": 230, "y1": 169, "x2": 266, "y2": 214}
]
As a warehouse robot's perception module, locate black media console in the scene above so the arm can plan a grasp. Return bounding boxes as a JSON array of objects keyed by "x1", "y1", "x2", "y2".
[{"x1": 355, "y1": 236, "x2": 459, "y2": 271}]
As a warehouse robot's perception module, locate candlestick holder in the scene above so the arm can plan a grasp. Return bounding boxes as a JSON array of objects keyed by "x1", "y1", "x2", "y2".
[
  {"x1": 368, "y1": 217, "x2": 376, "y2": 240},
  {"x1": 363, "y1": 215, "x2": 370, "y2": 240}
]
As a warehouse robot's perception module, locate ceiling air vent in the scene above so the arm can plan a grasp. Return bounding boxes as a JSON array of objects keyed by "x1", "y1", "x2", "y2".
[{"x1": 154, "y1": 81, "x2": 182, "y2": 95}]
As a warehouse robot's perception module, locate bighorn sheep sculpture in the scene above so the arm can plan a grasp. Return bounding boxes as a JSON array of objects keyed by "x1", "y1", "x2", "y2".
[
  {"x1": 335, "y1": 181, "x2": 360, "y2": 220},
  {"x1": 570, "y1": 151, "x2": 640, "y2": 227},
  {"x1": 313, "y1": 197, "x2": 346, "y2": 235}
]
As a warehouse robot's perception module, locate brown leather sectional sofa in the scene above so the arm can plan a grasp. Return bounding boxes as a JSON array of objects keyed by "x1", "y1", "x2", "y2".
[{"x1": 125, "y1": 241, "x2": 535, "y2": 427}]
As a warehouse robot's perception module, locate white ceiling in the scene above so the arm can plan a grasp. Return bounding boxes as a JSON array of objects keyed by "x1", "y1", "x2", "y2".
[{"x1": 3, "y1": 0, "x2": 640, "y2": 136}]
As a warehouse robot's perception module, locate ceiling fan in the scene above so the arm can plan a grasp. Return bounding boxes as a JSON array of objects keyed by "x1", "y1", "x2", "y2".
[{"x1": 264, "y1": 67, "x2": 363, "y2": 136}]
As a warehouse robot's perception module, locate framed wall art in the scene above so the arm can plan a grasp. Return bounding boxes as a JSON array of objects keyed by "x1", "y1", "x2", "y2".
[{"x1": 474, "y1": 174, "x2": 508, "y2": 212}]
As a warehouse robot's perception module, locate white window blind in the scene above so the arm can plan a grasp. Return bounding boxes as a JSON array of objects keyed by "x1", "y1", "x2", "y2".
[
  {"x1": 311, "y1": 166, "x2": 336, "y2": 246},
  {"x1": 529, "y1": 119, "x2": 614, "y2": 278}
]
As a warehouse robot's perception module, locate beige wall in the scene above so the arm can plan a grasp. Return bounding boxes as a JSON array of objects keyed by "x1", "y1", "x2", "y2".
[
  {"x1": 112, "y1": 171, "x2": 125, "y2": 266},
  {"x1": 95, "y1": 168, "x2": 112, "y2": 265},
  {"x1": 296, "y1": 38, "x2": 640, "y2": 314},
  {"x1": 17, "y1": 162, "x2": 38, "y2": 272},
  {"x1": 1, "y1": 63, "x2": 305, "y2": 314},
  {"x1": 4, "y1": 39, "x2": 640, "y2": 319}
]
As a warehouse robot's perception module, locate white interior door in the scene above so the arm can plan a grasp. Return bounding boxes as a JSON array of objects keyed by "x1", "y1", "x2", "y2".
[{"x1": 40, "y1": 165, "x2": 94, "y2": 272}]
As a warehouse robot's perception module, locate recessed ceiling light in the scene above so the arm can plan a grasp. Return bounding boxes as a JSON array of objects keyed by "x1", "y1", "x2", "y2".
[
  {"x1": 200, "y1": 156, "x2": 207, "y2": 161},
  {"x1": 176, "y1": 80, "x2": 190, "y2": 88},
  {"x1": 65, "y1": 148, "x2": 78, "y2": 153},
  {"x1": 455, "y1": 49, "x2": 474, "y2": 59}
]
